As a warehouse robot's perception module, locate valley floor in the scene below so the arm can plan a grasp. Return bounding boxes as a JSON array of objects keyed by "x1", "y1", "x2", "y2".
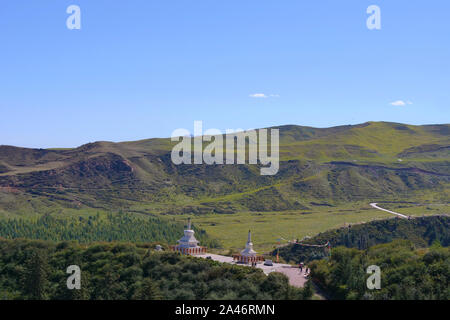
[{"x1": 168, "y1": 201, "x2": 448, "y2": 253}]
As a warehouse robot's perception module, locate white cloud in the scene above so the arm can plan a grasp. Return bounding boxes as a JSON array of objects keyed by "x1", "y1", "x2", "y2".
[
  {"x1": 249, "y1": 93, "x2": 268, "y2": 98},
  {"x1": 249, "y1": 93, "x2": 279, "y2": 98},
  {"x1": 390, "y1": 100, "x2": 412, "y2": 106}
]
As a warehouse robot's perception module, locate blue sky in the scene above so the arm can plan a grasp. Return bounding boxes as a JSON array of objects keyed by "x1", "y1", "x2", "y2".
[{"x1": 1, "y1": 0, "x2": 449, "y2": 148}]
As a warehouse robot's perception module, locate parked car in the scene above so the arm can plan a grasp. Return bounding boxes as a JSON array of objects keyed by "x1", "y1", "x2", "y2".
[{"x1": 264, "y1": 260, "x2": 273, "y2": 266}]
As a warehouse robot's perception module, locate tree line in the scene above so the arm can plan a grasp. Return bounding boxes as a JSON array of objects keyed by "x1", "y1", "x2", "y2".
[{"x1": 0, "y1": 212, "x2": 220, "y2": 248}]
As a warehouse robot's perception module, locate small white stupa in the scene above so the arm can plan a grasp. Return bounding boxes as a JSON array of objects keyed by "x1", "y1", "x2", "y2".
[
  {"x1": 233, "y1": 230, "x2": 264, "y2": 264},
  {"x1": 177, "y1": 218, "x2": 199, "y2": 249},
  {"x1": 171, "y1": 218, "x2": 207, "y2": 255},
  {"x1": 240, "y1": 230, "x2": 257, "y2": 257}
]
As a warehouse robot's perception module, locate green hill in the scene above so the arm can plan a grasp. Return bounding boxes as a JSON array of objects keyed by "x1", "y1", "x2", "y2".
[
  {"x1": 274, "y1": 215, "x2": 450, "y2": 264},
  {"x1": 0, "y1": 122, "x2": 448, "y2": 218}
]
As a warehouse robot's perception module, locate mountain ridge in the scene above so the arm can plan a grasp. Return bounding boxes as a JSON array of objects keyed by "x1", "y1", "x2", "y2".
[{"x1": 0, "y1": 121, "x2": 448, "y2": 217}]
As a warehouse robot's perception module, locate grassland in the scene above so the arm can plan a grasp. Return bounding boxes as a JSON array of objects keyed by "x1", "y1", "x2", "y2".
[{"x1": 167, "y1": 201, "x2": 449, "y2": 253}]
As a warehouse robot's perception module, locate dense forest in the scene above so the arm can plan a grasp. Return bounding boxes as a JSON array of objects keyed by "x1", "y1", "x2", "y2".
[
  {"x1": 0, "y1": 213, "x2": 220, "y2": 248},
  {"x1": 0, "y1": 238, "x2": 312, "y2": 300},
  {"x1": 309, "y1": 240, "x2": 449, "y2": 300},
  {"x1": 275, "y1": 216, "x2": 450, "y2": 263}
]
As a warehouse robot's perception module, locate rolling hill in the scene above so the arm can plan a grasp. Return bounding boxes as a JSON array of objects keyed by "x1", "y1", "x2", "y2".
[{"x1": 0, "y1": 122, "x2": 448, "y2": 219}]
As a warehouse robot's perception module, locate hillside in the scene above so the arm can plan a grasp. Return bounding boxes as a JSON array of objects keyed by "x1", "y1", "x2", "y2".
[
  {"x1": 274, "y1": 215, "x2": 450, "y2": 263},
  {"x1": 0, "y1": 122, "x2": 448, "y2": 219}
]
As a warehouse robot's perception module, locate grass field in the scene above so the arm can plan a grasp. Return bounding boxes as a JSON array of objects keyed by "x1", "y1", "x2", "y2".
[
  {"x1": 167, "y1": 201, "x2": 449, "y2": 254},
  {"x1": 377, "y1": 202, "x2": 449, "y2": 216},
  {"x1": 1, "y1": 192, "x2": 447, "y2": 254}
]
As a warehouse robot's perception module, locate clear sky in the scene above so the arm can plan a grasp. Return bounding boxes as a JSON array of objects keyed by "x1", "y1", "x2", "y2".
[{"x1": 1, "y1": 0, "x2": 449, "y2": 148}]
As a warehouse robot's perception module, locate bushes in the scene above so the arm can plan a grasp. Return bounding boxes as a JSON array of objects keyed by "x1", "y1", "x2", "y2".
[
  {"x1": 309, "y1": 240, "x2": 450, "y2": 300},
  {"x1": 0, "y1": 239, "x2": 310, "y2": 300},
  {"x1": 276, "y1": 216, "x2": 450, "y2": 264}
]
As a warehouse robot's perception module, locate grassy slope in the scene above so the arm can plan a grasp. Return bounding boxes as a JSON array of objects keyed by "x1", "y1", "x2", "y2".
[{"x1": 275, "y1": 215, "x2": 450, "y2": 264}]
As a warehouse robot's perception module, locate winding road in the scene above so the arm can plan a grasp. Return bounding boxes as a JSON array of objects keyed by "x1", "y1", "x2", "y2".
[{"x1": 370, "y1": 203, "x2": 409, "y2": 219}]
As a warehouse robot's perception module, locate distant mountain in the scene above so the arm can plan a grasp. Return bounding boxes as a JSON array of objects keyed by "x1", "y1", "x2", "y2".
[{"x1": 0, "y1": 122, "x2": 449, "y2": 216}]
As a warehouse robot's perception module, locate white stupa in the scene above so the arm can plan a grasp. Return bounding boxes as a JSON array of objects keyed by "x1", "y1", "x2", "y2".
[
  {"x1": 171, "y1": 218, "x2": 207, "y2": 255},
  {"x1": 233, "y1": 230, "x2": 263, "y2": 264},
  {"x1": 240, "y1": 230, "x2": 257, "y2": 257},
  {"x1": 177, "y1": 218, "x2": 200, "y2": 248}
]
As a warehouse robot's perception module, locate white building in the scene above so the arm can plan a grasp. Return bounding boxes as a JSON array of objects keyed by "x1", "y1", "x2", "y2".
[
  {"x1": 170, "y1": 218, "x2": 207, "y2": 255},
  {"x1": 233, "y1": 230, "x2": 264, "y2": 264}
]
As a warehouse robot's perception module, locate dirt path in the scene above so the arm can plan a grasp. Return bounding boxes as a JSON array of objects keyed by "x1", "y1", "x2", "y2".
[{"x1": 370, "y1": 203, "x2": 409, "y2": 219}]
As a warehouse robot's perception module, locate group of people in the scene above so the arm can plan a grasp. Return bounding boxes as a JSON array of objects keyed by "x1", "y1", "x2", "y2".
[{"x1": 299, "y1": 262, "x2": 309, "y2": 276}]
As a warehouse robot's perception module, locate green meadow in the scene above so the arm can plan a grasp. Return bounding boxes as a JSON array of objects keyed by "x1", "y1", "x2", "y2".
[{"x1": 167, "y1": 201, "x2": 449, "y2": 253}]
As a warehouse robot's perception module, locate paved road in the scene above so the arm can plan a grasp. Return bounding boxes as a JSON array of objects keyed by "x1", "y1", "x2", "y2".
[
  {"x1": 197, "y1": 253, "x2": 308, "y2": 287},
  {"x1": 370, "y1": 203, "x2": 409, "y2": 219}
]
